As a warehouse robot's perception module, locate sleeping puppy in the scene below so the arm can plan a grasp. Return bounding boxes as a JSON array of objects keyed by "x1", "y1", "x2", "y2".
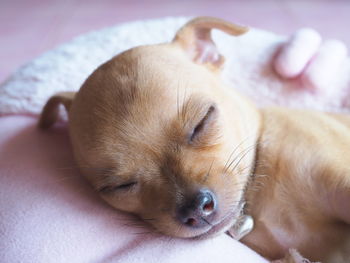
[{"x1": 39, "y1": 17, "x2": 350, "y2": 262}]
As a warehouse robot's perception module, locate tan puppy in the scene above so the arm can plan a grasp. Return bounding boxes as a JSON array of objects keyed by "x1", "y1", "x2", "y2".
[{"x1": 39, "y1": 17, "x2": 350, "y2": 262}]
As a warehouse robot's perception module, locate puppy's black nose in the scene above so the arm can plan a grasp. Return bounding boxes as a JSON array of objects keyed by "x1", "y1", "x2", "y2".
[{"x1": 177, "y1": 190, "x2": 217, "y2": 228}]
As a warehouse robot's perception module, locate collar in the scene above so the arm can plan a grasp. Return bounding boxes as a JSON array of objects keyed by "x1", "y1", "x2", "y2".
[
  {"x1": 225, "y1": 201, "x2": 254, "y2": 240},
  {"x1": 225, "y1": 149, "x2": 259, "y2": 240}
]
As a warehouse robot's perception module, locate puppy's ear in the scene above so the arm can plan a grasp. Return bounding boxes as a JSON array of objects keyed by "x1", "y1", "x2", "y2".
[
  {"x1": 38, "y1": 92, "x2": 76, "y2": 129},
  {"x1": 173, "y1": 17, "x2": 249, "y2": 67}
]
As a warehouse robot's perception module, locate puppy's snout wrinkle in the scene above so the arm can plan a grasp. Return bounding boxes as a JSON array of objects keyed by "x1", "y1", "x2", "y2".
[{"x1": 177, "y1": 190, "x2": 217, "y2": 228}]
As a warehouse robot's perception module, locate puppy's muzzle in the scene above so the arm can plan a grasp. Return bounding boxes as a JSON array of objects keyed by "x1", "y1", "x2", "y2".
[{"x1": 176, "y1": 189, "x2": 217, "y2": 228}]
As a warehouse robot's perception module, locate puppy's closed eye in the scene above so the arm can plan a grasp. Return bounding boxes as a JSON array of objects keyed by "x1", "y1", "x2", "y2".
[
  {"x1": 99, "y1": 181, "x2": 137, "y2": 194},
  {"x1": 189, "y1": 104, "x2": 219, "y2": 146}
]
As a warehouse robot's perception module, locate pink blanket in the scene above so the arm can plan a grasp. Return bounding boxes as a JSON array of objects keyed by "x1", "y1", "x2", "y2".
[{"x1": 0, "y1": 116, "x2": 267, "y2": 262}]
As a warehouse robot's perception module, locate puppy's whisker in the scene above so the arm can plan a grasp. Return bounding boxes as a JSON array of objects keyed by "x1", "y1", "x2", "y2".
[
  {"x1": 176, "y1": 79, "x2": 181, "y2": 122},
  {"x1": 254, "y1": 173, "x2": 269, "y2": 178},
  {"x1": 225, "y1": 144, "x2": 256, "y2": 175},
  {"x1": 202, "y1": 158, "x2": 215, "y2": 183},
  {"x1": 201, "y1": 217, "x2": 213, "y2": 227},
  {"x1": 223, "y1": 135, "x2": 256, "y2": 173},
  {"x1": 223, "y1": 139, "x2": 250, "y2": 172},
  {"x1": 224, "y1": 143, "x2": 256, "y2": 174},
  {"x1": 180, "y1": 82, "x2": 189, "y2": 128},
  {"x1": 232, "y1": 164, "x2": 254, "y2": 177}
]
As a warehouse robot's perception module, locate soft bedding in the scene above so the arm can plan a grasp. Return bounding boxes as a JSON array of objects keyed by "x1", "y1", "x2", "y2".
[{"x1": 1, "y1": 17, "x2": 349, "y2": 118}]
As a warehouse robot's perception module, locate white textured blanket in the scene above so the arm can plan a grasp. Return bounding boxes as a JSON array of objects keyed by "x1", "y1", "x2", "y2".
[{"x1": 1, "y1": 17, "x2": 350, "y2": 116}]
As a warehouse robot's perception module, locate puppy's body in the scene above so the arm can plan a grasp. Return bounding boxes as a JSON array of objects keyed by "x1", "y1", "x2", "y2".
[
  {"x1": 243, "y1": 108, "x2": 350, "y2": 262},
  {"x1": 39, "y1": 17, "x2": 350, "y2": 262}
]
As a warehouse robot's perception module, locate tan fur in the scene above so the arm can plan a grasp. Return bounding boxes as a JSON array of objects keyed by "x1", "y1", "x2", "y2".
[
  {"x1": 243, "y1": 108, "x2": 350, "y2": 262},
  {"x1": 39, "y1": 17, "x2": 350, "y2": 262}
]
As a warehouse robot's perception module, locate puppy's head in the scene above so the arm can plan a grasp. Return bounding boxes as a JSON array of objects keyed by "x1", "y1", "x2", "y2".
[{"x1": 39, "y1": 17, "x2": 261, "y2": 238}]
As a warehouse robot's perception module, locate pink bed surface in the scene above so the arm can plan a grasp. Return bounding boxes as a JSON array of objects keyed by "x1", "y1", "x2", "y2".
[{"x1": 0, "y1": 115, "x2": 267, "y2": 262}]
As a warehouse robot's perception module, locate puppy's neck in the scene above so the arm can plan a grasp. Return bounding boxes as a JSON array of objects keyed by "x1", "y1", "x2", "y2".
[
  {"x1": 226, "y1": 154, "x2": 260, "y2": 240},
  {"x1": 242, "y1": 111, "x2": 272, "y2": 217},
  {"x1": 226, "y1": 106, "x2": 263, "y2": 240}
]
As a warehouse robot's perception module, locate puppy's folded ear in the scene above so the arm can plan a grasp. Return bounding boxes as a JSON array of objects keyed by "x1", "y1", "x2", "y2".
[
  {"x1": 173, "y1": 17, "x2": 249, "y2": 68},
  {"x1": 38, "y1": 92, "x2": 76, "y2": 129}
]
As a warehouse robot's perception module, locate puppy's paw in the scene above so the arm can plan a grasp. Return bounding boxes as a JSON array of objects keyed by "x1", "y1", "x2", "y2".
[
  {"x1": 274, "y1": 28, "x2": 321, "y2": 79},
  {"x1": 300, "y1": 39, "x2": 348, "y2": 92},
  {"x1": 274, "y1": 28, "x2": 348, "y2": 95},
  {"x1": 271, "y1": 249, "x2": 320, "y2": 263}
]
